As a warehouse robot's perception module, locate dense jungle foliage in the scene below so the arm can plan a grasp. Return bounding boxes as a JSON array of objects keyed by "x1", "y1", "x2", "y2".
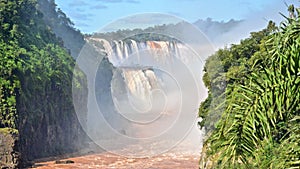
[
  {"x1": 0, "y1": 0, "x2": 89, "y2": 163},
  {"x1": 199, "y1": 5, "x2": 300, "y2": 169},
  {"x1": 91, "y1": 18, "x2": 241, "y2": 43},
  {"x1": 0, "y1": 0, "x2": 75, "y2": 129}
]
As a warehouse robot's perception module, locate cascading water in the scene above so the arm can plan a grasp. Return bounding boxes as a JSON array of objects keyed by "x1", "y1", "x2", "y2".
[
  {"x1": 99, "y1": 39, "x2": 186, "y2": 116},
  {"x1": 72, "y1": 13, "x2": 217, "y2": 160},
  {"x1": 82, "y1": 36, "x2": 206, "y2": 157}
]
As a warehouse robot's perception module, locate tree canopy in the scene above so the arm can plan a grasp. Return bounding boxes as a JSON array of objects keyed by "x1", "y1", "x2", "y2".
[{"x1": 199, "y1": 5, "x2": 300, "y2": 169}]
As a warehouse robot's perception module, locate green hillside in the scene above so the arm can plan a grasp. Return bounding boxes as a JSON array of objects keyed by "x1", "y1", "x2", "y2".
[
  {"x1": 0, "y1": 0, "x2": 87, "y2": 167},
  {"x1": 199, "y1": 5, "x2": 300, "y2": 169}
]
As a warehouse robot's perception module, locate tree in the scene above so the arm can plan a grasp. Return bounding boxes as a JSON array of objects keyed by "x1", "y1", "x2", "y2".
[{"x1": 199, "y1": 5, "x2": 300, "y2": 169}]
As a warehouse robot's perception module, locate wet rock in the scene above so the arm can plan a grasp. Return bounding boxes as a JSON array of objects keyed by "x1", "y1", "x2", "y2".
[{"x1": 55, "y1": 160, "x2": 75, "y2": 164}]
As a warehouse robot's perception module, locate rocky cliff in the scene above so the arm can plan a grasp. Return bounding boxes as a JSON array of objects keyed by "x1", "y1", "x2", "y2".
[{"x1": 0, "y1": 0, "x2": 88, "y2": 168}]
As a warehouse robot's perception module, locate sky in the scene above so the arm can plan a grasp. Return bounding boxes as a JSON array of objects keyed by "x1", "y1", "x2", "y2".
[{"x1": 54, "y1": 0, "x2": 299, "y2": 33}]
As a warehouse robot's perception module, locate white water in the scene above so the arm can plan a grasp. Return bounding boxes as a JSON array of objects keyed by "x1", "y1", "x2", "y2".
[{"x1": 84, "y1": 37, "x2": 207, "y2": 157}]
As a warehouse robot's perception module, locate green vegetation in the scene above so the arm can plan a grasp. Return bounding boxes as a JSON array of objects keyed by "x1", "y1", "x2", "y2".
[
  {"x1": 0, "y1": 0, "x2": 75, "y2": 129},
  {"x1": 92, "y1": 18, "x2": 241, "y2": 43},
  {"x1": 92, "y1": 25, "x2": 181, "y2": 42},
  {"x1": 199, "y1": 5, "x2": 300, "y2": 169},
  {"x1": 0, "y1": 0, "x2": 87, "y2": 162},
  {"x1": 199, "y1": 20, "x2": 276, "y2": 133},
  {"x1": 37, "y1": 0, "x2": 85, "y2": 58},
  {"x1": 0, "y1": 127, "x2": 18, "y2": 135}
]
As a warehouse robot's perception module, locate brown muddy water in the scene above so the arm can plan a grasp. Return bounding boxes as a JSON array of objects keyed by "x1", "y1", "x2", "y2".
[
  {"x1": 31, "y1": 151, "x2": 199, "y2": 169},
  {"x1": 31, "y1": 124, "x2": 203, "y2": 169}
]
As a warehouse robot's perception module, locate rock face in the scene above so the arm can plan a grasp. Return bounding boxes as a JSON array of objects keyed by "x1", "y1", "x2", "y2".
[
  {"x1": 0, "y1": 0, "x2": 87, "y2": 168},
  {"x1": 0, "y1": 129, "x2": 20, "y2": 168}
]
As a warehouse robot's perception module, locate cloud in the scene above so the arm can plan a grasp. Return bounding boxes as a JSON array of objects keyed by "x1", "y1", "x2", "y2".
[
  {"x1": 94, "y1": 0, "x2": 122, "y2": 3},
  {"x1": 120, "y1": 14, "x2": 179, "y2": 25},
  {"x1": 209, "y1": 1, "x2": 294, "y2": 48},
  {"x1": 99, "y1": 13, "x2": 181, "y2": 32},
  {"x1": 69, "y1": 0, "x2": 89, "y2": 7},
  {"x1": 168, "y1": 12, "x2": 182, "y2": 17},
  {"x1": 126, "y1": 0, "x2": 139, "y2": 4},
  {"x1": 69, "y1": 12, "x2": 94, "y2": 21},
  {"x1": 75, "y1": 22, "x2": 90, "y2": 27},
  {"x1": 93, "y1": 0, "x2": 139, "y2": 3},
  {"x1": 90, "y1": 4, "x2": 108, "y2": 9},
  {"x1": 76, "y1": 8, "x2": 87, "y2": 12}
]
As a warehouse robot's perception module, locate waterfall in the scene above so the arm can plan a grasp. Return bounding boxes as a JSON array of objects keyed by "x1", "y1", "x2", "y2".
[
  {"x1": 80, "y1": 36, "x2": 207, "y2": 156},
  {"x1": 97, "y1": 39, "x2": 193, "y2": 107},
  {"x1": 85, "y1": 37, "x2": 201, "y2": 117},
  {"x1": 123, "y1": 69, "x2": 153, "y2": 100}
]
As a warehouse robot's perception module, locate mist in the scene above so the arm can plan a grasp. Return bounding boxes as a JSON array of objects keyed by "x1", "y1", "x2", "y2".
[
  {"x1": 208, "y1": 0, "x2": 297, "y2": 48},
  {"x1": 71, "y1": 3, "x2": 298, "y2": 157}
]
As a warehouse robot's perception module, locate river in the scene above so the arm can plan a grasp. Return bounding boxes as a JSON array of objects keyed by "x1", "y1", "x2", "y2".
[{"x1": 32, "y1": 151, "x2": 199, "y2": 169}]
